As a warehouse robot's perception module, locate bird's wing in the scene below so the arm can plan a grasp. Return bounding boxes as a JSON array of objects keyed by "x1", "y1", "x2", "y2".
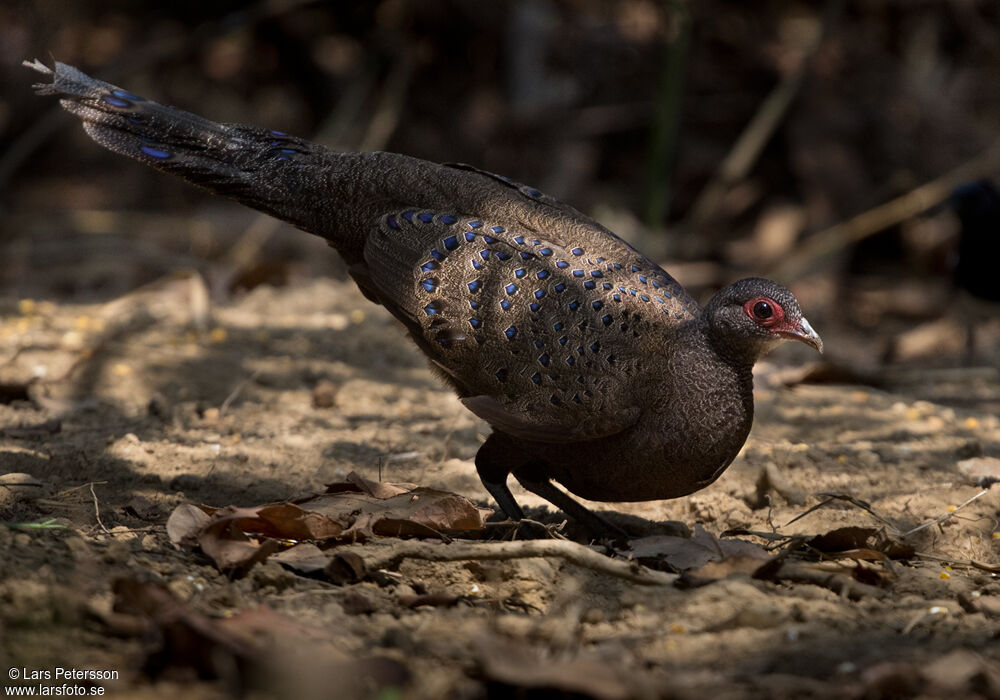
[{"x1": 362, "y1": 206, "x2": 697, "y2": 443}]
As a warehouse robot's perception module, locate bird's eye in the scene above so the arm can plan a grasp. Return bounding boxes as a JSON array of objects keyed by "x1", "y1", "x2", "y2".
[
  {"x1": 744, "y1": 296, "x2": 784, "y2": 326},
  {"x1": 753, "y1": 301, "x2": 773, "y2": 319}
]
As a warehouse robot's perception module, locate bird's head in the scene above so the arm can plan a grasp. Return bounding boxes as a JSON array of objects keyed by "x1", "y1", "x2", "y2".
[{"x1": 702, "y1": 277, "x2": 823, "y2": 360}]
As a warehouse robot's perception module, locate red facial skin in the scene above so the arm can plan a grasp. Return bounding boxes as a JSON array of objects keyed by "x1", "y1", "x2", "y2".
[{"x1": 744, "y1": 297, "x2": 823, "y2": 352}]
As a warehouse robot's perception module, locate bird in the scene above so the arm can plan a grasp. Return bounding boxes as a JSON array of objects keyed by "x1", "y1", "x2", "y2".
[
  {"x1": 947, "y1": 181, "x2": 1000, "y2": 363},
  {"x1": 26, "y1": 59, "x2": 823, "y2": 537}
]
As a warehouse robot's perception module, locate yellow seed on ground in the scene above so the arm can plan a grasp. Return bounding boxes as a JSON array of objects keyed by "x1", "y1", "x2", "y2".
[
  {"x1": 940, "y1": 572, "x2": 951, "y2": 580},
  {"x1": 837, "y1": 455, "x2": 847, "y2": 463},
  {"x1": 112, "y1": 363, "x2": 132, "y2": 376},
  {"x1": 75, "y1": 316, "x2": 90, "y2": 330},
  {"x1": 350, "y1": 309, "x2": 366, "y2": 324},
  {"x1": 209, "y1": 327, "x2": 228, "y2": 343},
  {"x1": 964, "y1": 417, "x2": 980, "y2": 430},
  {"x1": 906, "y1": 408, "x2": 921, "y2": 420},
  {"x1": 851, "y1": 391, "x2": 868, "y2": 403},
  {"x1": 669, "y1": 623, "x2": 686, "y2": 634},
  {"x1": 18, "y1": 299, "x2": 36, "y2": 314},
  {"x1": 947, "y1": 506, "x2": 957, "y2": 513}
]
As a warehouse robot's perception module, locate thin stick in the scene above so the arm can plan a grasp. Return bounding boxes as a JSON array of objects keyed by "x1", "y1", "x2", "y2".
[
  {"x1": 682, "y1": 0, "x2": 842, "y2": 232},
  {"x1": 771, "y1": 139, "x2": 1000, "y2": 281},
  {"x1": 901, "y1": 489, "x2": 989, "y2": 538},
  {"x1": 220, "y1": 368, "x2": 262, "y2": 417},
  {"x1": 90, "y1": 482, "x2": 112, "y2": 535},
  {"x1": 343, "y1": 540, "x2": 677, "y2": 586}
]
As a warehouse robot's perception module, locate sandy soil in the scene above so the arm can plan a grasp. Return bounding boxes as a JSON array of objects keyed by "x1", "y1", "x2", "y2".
[{"x1": 1, "y1": 276, "x2": 999, "y2": 699}]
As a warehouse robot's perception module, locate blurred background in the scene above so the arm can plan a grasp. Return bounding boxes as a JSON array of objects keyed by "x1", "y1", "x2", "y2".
[{"x1": 1, "y1": 0, "x2": 999, "y2": 379}]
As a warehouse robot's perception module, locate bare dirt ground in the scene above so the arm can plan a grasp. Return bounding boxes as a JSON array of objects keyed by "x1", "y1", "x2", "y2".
[{"x1": 2, "y1": 275, "x2": 1000, "y2": 699}]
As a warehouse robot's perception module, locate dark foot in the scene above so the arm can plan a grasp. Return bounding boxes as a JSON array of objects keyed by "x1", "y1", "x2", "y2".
[{"x1": 515, "y1": 475, "x2": 628, "y2": 542}]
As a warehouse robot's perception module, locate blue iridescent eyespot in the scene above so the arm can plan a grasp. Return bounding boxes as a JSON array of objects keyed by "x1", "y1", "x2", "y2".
[
  {"x1": 592, "y1": 301, "x2": 603, "y2": 310},
  {"x1": 505, "y1": 284, "x2": 517, "y2": 295},
  {"x1": 601, "y1": 315, "x2": 612, "y2": 325},
  {"x1": 569, "y1": 301, "x2": 580, "y2": 311},
  {"x1": 469, "y1": 318, "x2": 481, "y2": 328},
  {"x1": 553, "y1": 322, "x2": 564, "y2": 331},
  {"x1": 430, "y1": 249, "x2": 445, "y2": 261},
  {"x1": 556, "y1": 261, "x2": 569, "y2": 269},
  {"x1": 112, "y1": 88, "x2": 144, "y2": 101},
  {"x1": 468, "y1": 280, "x2": 482, "y2": 292},
  {"x1": 514, "y1": 236, "x2": 525, "y2": 245},
  {"x1": 441, "y1": 215, "x2": 457, "y2": 224},
  {"x1": 465, "y1": 232, "x2": 477, "y2": 242},
  {"x1": 571, "y1": 248, "x2": 584, "y2": 256},
  {"x1": 402, "y1": 211, "x2": 414, "y2": 221},
  {"x1": 387, "y1": 215, "x2": 399, "y2": 230},
  {"x1": 515, "y1": 269, "x2": 526, "y2": 278},
  {"x1": 418, "y1": 212, "x2": 434, "y2": 223},
  {"x1": 591, "y1": 270, "x2": 604, "y2": 278},
  {"x1": 639, "y1": 275, "x2": 647, "y2": 283},
  {"x1": 102, "y1": 94, "x2": 132, "y2": 108},
  {"x1": 534, "y1": 290, "x2": 545, "y2": 299},
  {"x1": 421, "y1": 279, "x2": 437, "y2": 292},
  {"x1": 531, "y1": 373, "x2": 542, "y2": 384},
  {"x1": 421, "y1": 261, "x2": 438, "y2": 272},
  {"x1": 554, "y1": 283, "x2": 566, "y2": 292},
  {"x1": 505, "y1": 325, "x2": 517, "y2": 339},
  {"x1": 539, "y1": 248, "x2": 553, "y2": 256},
  {"x1": 538, "y1": 354, "x2": 550, "y2": 367},
  {"x1": 501, "y1": 300, "x2": 511, "y2": 310},
  {"x1": 584, "y1": 281, "x2": 595, "y2": 290},
  {"x1": 468, "y1": 220, "x2": 483, "y2": 228},
  {"x1": 443, "y1": 235, "x2": 458, "y2": 250},
  {"x1": 139, "y1": 145, "x2": 171, "y2": 159},
  {"x1": 537, "y1": 270, "x2": 550, "y2": 279},
  {"x1": 529, "y1": 303, "x2": 540, "y2": 312},
  {"x1": 572, "y1": 270, "x2": 584, "y2": 278},
  {"x1": 480, "y1": 250, "x2": 491, "y2": 260},
  {"x1": 491, "y1": 226, "x2": 504, "y2": 234}
]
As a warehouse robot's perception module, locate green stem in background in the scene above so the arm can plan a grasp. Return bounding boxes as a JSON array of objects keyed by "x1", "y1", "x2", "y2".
[{"x1": 643, "y1": 1, "x2": 691, "y2": 230}]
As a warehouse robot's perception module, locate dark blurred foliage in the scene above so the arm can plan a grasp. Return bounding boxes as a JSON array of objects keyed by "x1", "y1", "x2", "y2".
[{"x1": 2, "y1": 0, "x2": 999, "y2": 363}]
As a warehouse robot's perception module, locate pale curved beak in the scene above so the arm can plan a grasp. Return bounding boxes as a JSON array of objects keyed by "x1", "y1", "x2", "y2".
[{"x1": 777, "y1": 316, "x2": 824, "y2": 353}]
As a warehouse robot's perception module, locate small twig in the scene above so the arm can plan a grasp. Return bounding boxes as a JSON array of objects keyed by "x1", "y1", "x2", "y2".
[
  {"x1": 785, "y1": 492, "x2": 900, "y2": 531},
  {"x1": 342, "y1": 539, "x2": 677, "y2": 586},
  {"x1": 219, "y1": 368, "x2": 262, "y2": 417},
  {"x1": 682, "y1": 0, "x2": 842, "y2": 232},
  {"x1": 771, "y1": 138, "x2": 1000, "y2": 281},
  {"x1": 901, "y1": 489, "x2": 989, "y2": 538},
  {"x1": 90, "y1": 482, "x2": 112, "y2": 535}
]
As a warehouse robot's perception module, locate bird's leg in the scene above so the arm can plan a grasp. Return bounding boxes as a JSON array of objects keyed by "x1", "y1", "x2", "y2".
[
  {"x1": 513, "y1": 472, "x2": 628, "y2": 541},
  {"x1": 475, "y1": 440, "x2": 525, "y2": 520}
]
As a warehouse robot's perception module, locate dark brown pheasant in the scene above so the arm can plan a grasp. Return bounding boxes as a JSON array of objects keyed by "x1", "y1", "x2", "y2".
[{"x1": 26, "y1": 60, "x2": 823, "y2": 535}]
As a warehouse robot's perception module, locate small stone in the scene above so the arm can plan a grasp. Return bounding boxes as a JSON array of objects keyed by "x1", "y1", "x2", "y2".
[{"x1": 312, "y1": 379, "x2": 338, "y2": 408}]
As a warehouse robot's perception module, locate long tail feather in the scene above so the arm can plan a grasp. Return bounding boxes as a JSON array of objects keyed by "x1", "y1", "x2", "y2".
[{"x1": 25, "y1": 59, "x2": 352, "y2": 241}]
